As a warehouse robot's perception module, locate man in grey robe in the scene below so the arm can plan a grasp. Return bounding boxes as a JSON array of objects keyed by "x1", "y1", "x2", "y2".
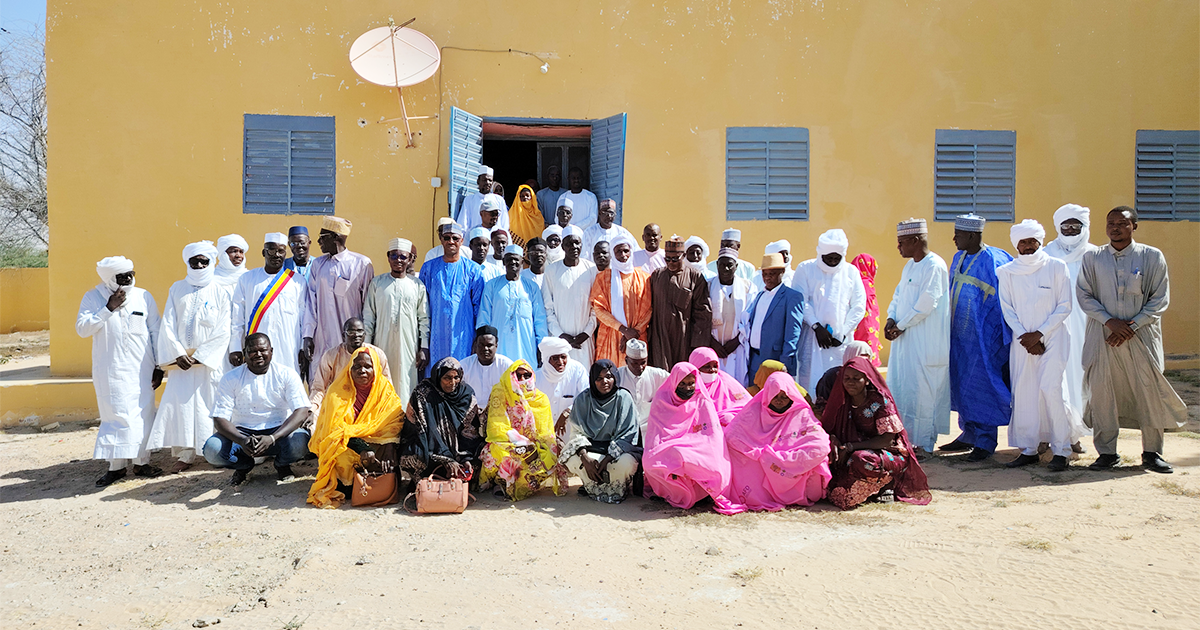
[{"x1": 1077, "y1": 206, "x2": 1186, "y2": 474}]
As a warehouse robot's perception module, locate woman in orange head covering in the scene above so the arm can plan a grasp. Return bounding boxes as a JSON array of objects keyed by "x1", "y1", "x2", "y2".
[
  {"x1": 508, "y1": 184, "x2": 544, "y2": 247},
  {"x1": 307, "y1": 346, "x2": 404, "y2": 509}
]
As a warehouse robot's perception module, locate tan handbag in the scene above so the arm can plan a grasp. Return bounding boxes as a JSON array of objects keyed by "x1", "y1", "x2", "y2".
[
  {"x1": 351, "y1": 463, "x2": 399, "y2": 507},
  {"x1": 403, "y1": 467, "x2": 474, "y2": 514}
]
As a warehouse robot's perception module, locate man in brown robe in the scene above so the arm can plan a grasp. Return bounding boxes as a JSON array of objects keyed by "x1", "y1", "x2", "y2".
[{"x1": 648, "y1": 236, "x2": 713, "y2": 370}]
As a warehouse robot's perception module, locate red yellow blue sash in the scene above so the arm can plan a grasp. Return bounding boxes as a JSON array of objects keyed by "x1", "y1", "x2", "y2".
[{"x1": 247, "y1": 269, "x2": 295, "y2": 335}]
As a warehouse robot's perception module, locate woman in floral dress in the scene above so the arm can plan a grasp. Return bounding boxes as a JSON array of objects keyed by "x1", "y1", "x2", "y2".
[{"x1": 478, "y1": 360, "x2": 567, "y2": 500}]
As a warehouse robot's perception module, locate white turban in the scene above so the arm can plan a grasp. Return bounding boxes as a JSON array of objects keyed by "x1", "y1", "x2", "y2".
[
  {"x1": 182, "y1": 241, "x2": 218, "y2": 287},
  {"x1": 816, "y1": 229, "x2": 849, "y2": 256},
  {"x1": 468, "y1": 227, "x2": 490, "y2": 243},
  {"x1": 542, "y1": 225, "x2": 563, "y2": 242},
  {"x1": 764, "y1": 239, "x2": 790, "y2": 255},
  {"x1": 684, "y1": 236, "x2": 710, "y2": 260},
  {"x1": 215, "y1": 234, "x2": 249, "y2": 286},
  {"x1": 1010, "y1": 219, "x2": 1046, "y2": 249},
  {"x1": 1054, "y1": 203, "x2": 1090, "y2": 228},
  {"x1": 1050, "y1": 203, "x2": 1092, "y2": 254},
  {"x1": 538, "y1": 336, "x2": 572, "y2": 359},
  {"x1": 95, "y1": 256, "x2": 134, "y2": 292},
  {"x1": 264, "y1": 232, "x2": 287, "y2": 246},
  {"x1": 557, "y1": 197, "x2": 574, "y2": 210},
  {"x1": 388, "y1": 237, "x2": 412, "y2": 253},
  {"x1": 842, "y1": 340, "x2": 874, "y2": 363},
  {"x1": 562, "y1": 225, "x2": 584, "y2": 241}
]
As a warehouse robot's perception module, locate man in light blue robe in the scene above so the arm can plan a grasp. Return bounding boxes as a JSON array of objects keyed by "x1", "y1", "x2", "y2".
[
  {"x1": 419, "y1": 223, "x2": 484, "y2": 374},
  {"x1": 941, "y1": 214, "x2": 1014, "y2": 462},
  {"x1": 477, "y1": 244, "x2": 549, "y2": 367}
]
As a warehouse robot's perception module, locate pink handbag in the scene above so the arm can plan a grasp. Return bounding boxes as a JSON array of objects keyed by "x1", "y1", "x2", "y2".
[{"x1": 403, "y1": 465, "x2": 475, "y2": 514}]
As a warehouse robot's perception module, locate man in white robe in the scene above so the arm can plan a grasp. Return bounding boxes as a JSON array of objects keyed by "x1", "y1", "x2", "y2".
[
  {"x1": 78, "y1": 256, "x2": 164, "y2": 486},
  {"x1": 1042, "y1": 203, "x2": 1101, "y2": 416},
  {"x1": 614, "y1": 339, "x2": 668, "y2": 445},
  {"x1": 148, "y1": 241, "x2": 232, "y2": 473},
  {"x1": 884, "y1": 219, "x2": 950, "y2": 455},
  {"x1": 454, "y1": 164, "x2": 498, "y2": 232},
  {"x1": 684, "y1": 236, "x2": 717, "y2": 281},
  {"x1": 466, "y1": 226, "x2": 504, "y2": 283},
  {"x1": 582, "y1": 199, "x2": 635, "y2": 262},
  {"x1": 998, "y1": 220, "x2": 1085, "y2": 472},
  {"x1": 364, "y1": 238, "x2": 431, "y2": 404},
  {"x1": 543, "y1": 225, "x2": 598, "y2": 366},
  {"x1": 228, "y1": 233, "x2": 305, "y2": 375},
  {"x1": 557, "y1": 167, "x2": 599, "y2": 230},
  {"x1": 213, "y1": 234, "x2": 249, "y2": 294},
  {"x1": 791, "y1": 229, "x2": 868, "y2": 393},
  {"x1": 459, "y1": 326, "x2": 514, "y2": 405},
  {"x1": 707, "y1": 248, "x2": 755, "y2": 385},
  {"x1": 633, "y1": 223, "x2": 665, "y2": 272},
  {"x1": 706, "y1": 229, "x2": 757, "y2": 281},
  {"x1": 543, "y1": 225, "x2": 565, "y2": 265},
  {"x1": 535, "y1": 336, "x2": 589, "y2": 440},
  {"x1": 751, "y1": 240, "x2": 795, "y2": 291},
  {"x1": 1078, "y1": 206, "x2": 1187, "y2": 474}
]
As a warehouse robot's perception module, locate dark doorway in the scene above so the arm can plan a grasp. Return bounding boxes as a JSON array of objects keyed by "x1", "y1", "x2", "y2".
[{"x1": 481, "y1": 140, "x2": 538, "y2": 207}]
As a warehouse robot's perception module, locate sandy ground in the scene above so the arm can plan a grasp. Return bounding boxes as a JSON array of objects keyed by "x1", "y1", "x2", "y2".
[{"x1": 1, "y1": 409, "x2": 1198, "y2": 630}]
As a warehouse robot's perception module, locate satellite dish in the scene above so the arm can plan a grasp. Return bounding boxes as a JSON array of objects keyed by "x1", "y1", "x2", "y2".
[
  {"x1": 349, "y1": 25, "x2": 440, "y2": 88},
  {"x1": 348, "y1": 20, "x2": 440, "y2": 148}
]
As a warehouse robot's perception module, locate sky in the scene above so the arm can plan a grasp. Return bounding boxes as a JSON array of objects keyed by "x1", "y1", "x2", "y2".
[{"x1": 0, "y1": 0, "x2": 45, "y2": 36}]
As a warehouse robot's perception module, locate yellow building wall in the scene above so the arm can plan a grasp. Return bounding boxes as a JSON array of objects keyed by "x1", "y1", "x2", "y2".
[
  {"x1": 47, "y1": 0, "x2": 1199, "y2": 376},
  {"x1": 0, "y1": 268, "x2": 50, "y2": 333}
]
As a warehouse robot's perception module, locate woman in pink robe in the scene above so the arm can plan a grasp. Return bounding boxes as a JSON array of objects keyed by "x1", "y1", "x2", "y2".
[
  {"x1": 643, "y1": 362, "x2": 732, "y2": 509},
  {"x1": 717, "y1": 372, "x2": 832, "y2": 514},
  {"x1": 689, "y1": 347, "x2": 751, "y2": 427}
]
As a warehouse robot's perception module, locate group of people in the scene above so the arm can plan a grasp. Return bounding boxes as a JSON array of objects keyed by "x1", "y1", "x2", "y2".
[{"x1": 76, "y1": 162, "x2": 1187, "y2": 512}]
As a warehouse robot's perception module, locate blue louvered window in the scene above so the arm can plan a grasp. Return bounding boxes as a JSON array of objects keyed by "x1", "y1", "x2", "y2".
[
  {"x1": 934, "y1": 129, "x2": 1015, "y2": 222},
  {"x1": 1135, "y1": 130, "x2": 1199, "y2": 222},
  {"x1": 726, "y1": 127, "x2": 809, "y2": 221},
  {"x1": 243, "y1": 114, "x2": 336, "y2": 215}
]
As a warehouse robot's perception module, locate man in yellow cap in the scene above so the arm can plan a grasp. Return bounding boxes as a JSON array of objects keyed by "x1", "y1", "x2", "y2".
[
  {"x1": 743, "y1": 252, "x2": 805, "y2": 381},
  {"x1": 300, "y1": 216, "x2": 374, "y2": 382}
]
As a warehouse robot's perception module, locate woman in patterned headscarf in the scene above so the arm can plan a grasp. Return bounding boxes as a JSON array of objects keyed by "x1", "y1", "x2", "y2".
[{"x1": 478, "y1": 360, "x2": 566, "y2": 500}]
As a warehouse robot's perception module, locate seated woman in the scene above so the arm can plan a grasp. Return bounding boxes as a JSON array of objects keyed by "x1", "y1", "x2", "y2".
[
  {"x1": 747, "y1": 359, "x2": 811, "y2": 402},
  {"x1": 821, "y1": 356, "x2": 931, "y2": 509},
  {"x1": 307, "y1": 347, "x2": 404, "y2": 509},
  {"x1": 562, "y1": 360, "x2": 642, "y2": 503},
  {"x1": 718, "y1": 372, "x2": 831, "y2": 514},
  {"x1": 643, "y1": 362, "x2": 731, "y2": 509},
  {"x1": 689, "y1": 347, "x2": 751, "y2": 427},
  {"x1": 812, "y1": 341, "x2": 873, "y2": 419},
  {"x1": 478, "y1": 360, "x2": 567, "y2": 500},
  {"x1": 399, "y1": 357, "x2": 485, "y2": 482}
]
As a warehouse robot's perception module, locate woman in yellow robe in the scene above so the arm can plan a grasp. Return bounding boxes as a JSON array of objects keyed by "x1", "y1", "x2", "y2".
[
  {"x1": 307, "y1": 346, "x2": 404, "y2": 509},
  {"x1": 508, "y1": 184, "x2": 544, "y2": 247},
  {"x1": 478, "y1": 360, "x2": 566, "y2": 500}
]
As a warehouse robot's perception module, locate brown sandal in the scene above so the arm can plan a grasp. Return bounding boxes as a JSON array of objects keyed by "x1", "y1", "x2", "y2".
[{"x1": 168, "y1": 460, "x2": 192, "y2": 474}]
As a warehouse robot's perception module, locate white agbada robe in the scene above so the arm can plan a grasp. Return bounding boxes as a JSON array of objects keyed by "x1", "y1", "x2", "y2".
[
  {"x1": 460, "y1": 353, "x2": 514, "y2": 407},
  {"x1": 885, "y1": 252, "x2": 951, "y2": 452},
  {"x1": 707, "y1": 275, "x2": 755, "y2": 385},
  {"x1": 1043, "y1": 233, "x2": 1100, "y2": 415},
  {"x1": 148, "y1": 280, "x2": 231, "y2": 454},
  {"x1": 363, "y1": 273, "x2": 430, "y2": 404},
  {"x1": 228, "y1": 267, "x2": 305, "y2": 374},
  {"x1": 707, "y1": 258, "x2": 756, "y2": 282},
  {"x1": 633, "y1": 248, "x2": 665, "y2": 273},
  {"x1": 615, "y1": 364, "x2": 669, "y2": 444},
  {"x1": 542, "y1": 259, "x2": 598, "y2": 365},
  {"x1": 582, "y1": 223, "x2": 636, "y2": 262},
  {"x1": 535, "y1": 358, "x2": 589, "y2": 423},
  {"x1": 791, "y1": 260, "x2": 868, "y2": 392},
  {"x1": 77, "y1": 285, "x2": 161, "y2": 461},
  {"x1": 557, "y1": 189, "x2": 599, "y2": 230},
  {"x1": 455, "y1": 191, "x2": 510, "y2": 233},
  {"x1": 998, "y1": 251, "x2": 1085, "y2": 457}
]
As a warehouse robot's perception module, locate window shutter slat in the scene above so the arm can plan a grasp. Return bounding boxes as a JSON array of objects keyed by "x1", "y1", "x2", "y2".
[
  {"x1": 726, "y1": 127, "x2": 809, "y2": 221},
  {"x1": 244, "y1": 115, "x2": 335, "y2": 215},
  {"x1": 934, "y1": 129, "x2": 1016, "y2": 222},
  {"x1": 1135, "y1": 130, "x2": 1200, "y2": 221}
]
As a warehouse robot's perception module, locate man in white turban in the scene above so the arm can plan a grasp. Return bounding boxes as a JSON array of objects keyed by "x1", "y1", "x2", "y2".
[
  {"x1": 684, "y1": 236, "x2": 717, "y2": 280},
  {"x1": 228, "y1": 233, "x2": 306, "y2": 377},
  {"x1": 453, "y1": 164, "x2": 496, "y2": 232},
  {"x1": 148, "y1": 241, "x2": 232, "y2": 473},
  {"x1": 535, "y1": 336, "x2": 589, "y2": 438},
  {"x1": 790, "y1": 229, "x2": 867, "y2": 392},
  {"x1": 751, "y1": 239, "x2": 795, "y2": 290},
  {"x1": 78, "y1": 256, "x2": 165, "y2": 486},
  {"x1": 214, "y1": 234, "x2": 249, "y2": 290},
  {"x1": 708, "y1": 247, "x2": 756, "y2": 384},
  {"x1": 364, "y1": 237, "x2": 431, "y2": 403},
  {"x1": 543, "y1": 224, "x2": 598, "y2": 365},
  {"x1": 542, "y1": 224, "x2": 565, "y2": 264},
  {"x1": 614, "y1": 338, "x2": 669, "y2": 443},
  {"x1": 1042, "y1": 204, "x2": 1101, "y2": 418},
  {"x1": 998, "y1": 220, "x2": 1087, "y2": 472},
  {"x1": 885, "y1": 219, "x2": 951, "y2": 456}
]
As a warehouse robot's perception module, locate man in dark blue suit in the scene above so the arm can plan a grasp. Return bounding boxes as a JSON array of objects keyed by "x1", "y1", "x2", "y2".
[{"x1": 744, "y1": 252, "x2": 805, "y2": 383}]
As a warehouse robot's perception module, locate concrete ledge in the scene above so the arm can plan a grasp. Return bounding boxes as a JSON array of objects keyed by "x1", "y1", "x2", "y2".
[{"x1": 0, "y1": 380, "x2": 98, "y2": 427}]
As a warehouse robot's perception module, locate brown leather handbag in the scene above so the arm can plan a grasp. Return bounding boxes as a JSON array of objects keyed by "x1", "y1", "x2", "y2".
[
  {"x1": 351, "y1": 460, "x2": 399, "y2": 507},
  {"x1": 403, "y1": 465, "x2": 474, "y2": 514}
]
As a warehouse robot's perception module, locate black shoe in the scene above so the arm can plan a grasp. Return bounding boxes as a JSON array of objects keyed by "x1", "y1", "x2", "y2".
[
  {"x1": 873, "y1": 489, "x2": 895, "y2": 503},
  {"x1": 966, "y1": 447, "x2": 992, "y2": 463},
  {"x1": 1088, "y1": 454, "x2": 1121, "y2": 471},
  {"x1": 275, "y1": 465, "x2": 295, "y2": 481},
  {"x1": 95, "y1": 469, "x2": 127, "y2": 487},
  {"x1": 230, "y1": 469, "x2": 250, "y2": 487},
  {"x1": 577, "y1": 486, "x2": 590, "y2": 497},
  {"x1": 1047, "y1": 456, "x2": 1069, "y2": 472},
  {"x1": 1142, "y1": 452, "x2": 1173, "y2": 474},
  {"x1": 1005, "y1": 454, "x2": 1040, "y2": 468},
  {"x1": 938, "y1": 439, "x2": 972, "y2": 453},
  {"x1": 132, "y1": 464, "x2": 163, "y2": 478}
]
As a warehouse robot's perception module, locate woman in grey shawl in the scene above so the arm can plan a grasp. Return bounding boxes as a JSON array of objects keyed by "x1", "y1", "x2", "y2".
[{"x1": 562, "y1": 359, "x2": 642, "y2": 503}]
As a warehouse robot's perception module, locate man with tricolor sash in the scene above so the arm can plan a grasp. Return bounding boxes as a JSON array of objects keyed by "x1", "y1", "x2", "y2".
[{"x1": 229, "y1": 233, "x2": 306, "y2": 375}]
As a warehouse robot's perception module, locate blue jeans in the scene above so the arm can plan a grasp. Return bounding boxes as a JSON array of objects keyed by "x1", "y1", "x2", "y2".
[{"x1": 203, "y1": 427, "x2": 311, "y2": 471}]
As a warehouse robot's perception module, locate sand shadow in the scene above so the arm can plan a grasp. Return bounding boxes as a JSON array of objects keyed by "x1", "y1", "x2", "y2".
[{"x1": 921, "y1": 448, "x2": 1173, "y2": 495}]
